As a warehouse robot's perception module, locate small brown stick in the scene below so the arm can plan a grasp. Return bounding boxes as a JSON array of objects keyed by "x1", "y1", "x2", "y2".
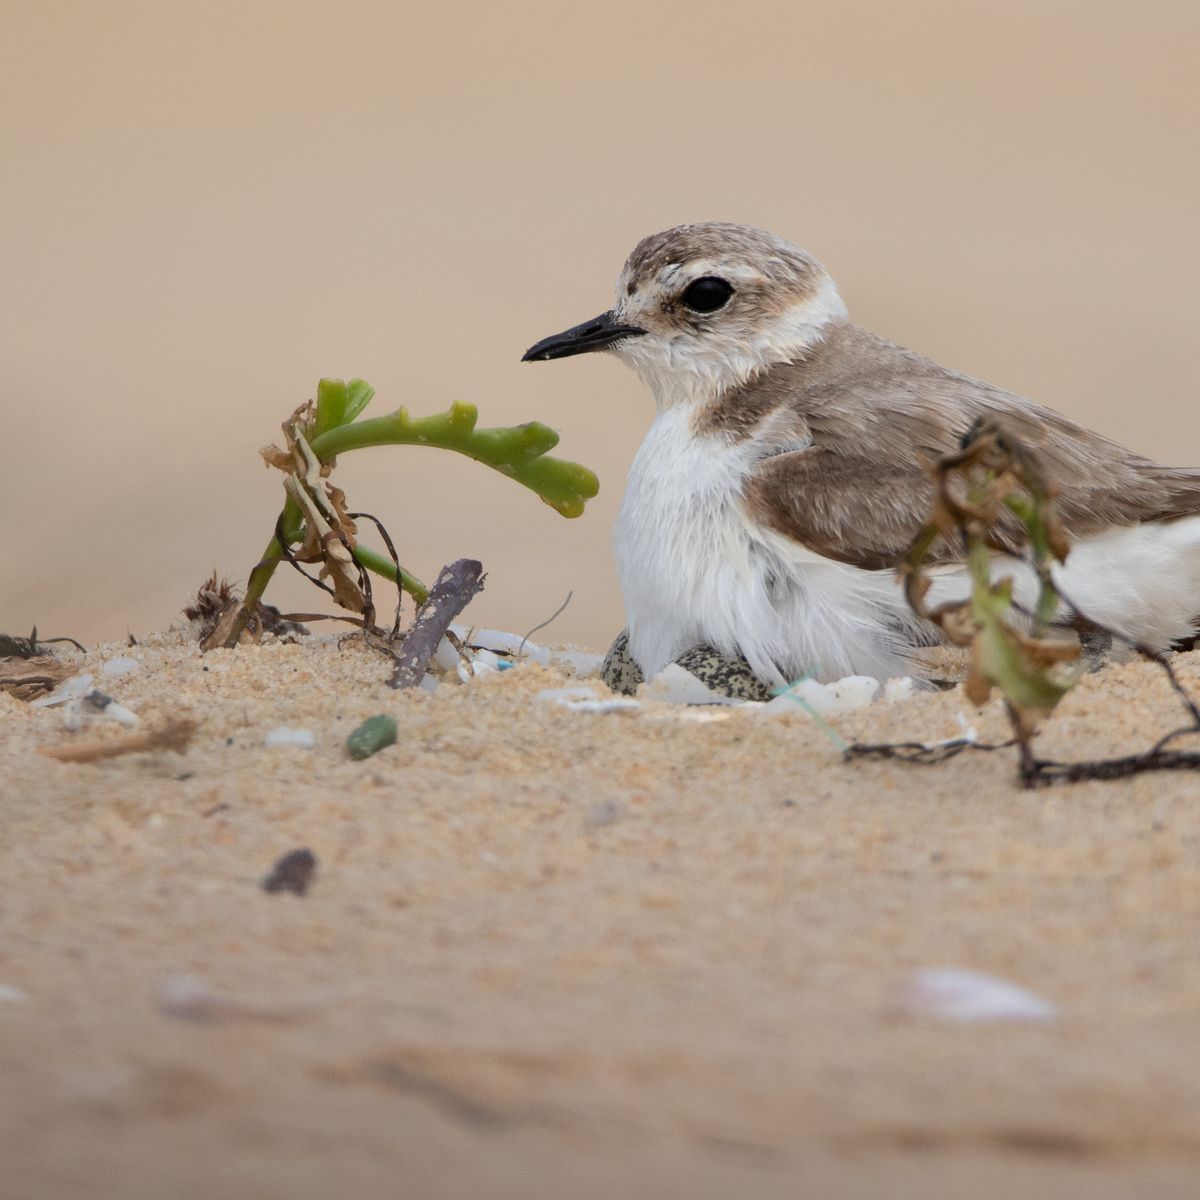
[
  {"x1": 39, "y1": 718, "x2": 198, "y2": 763},
  {"x1": 389, "y1": 559, "x2": 485, "y2": 689}
]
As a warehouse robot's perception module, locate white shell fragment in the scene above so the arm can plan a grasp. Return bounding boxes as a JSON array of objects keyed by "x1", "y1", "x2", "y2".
[
  {"x1": 536, "y1": 686, "x2": 641, "y2": 714},
  {"x1": 29, "y1": 673, "x2": 95, "y2": 708},
  {"x1": 449, "y1": 625, "x2": 552, "y2": 667},
  {"x1": 264, "y1": 727, "x2": 316, "y2": 748},
  {"x1": 890, "y1": 968, "x2": 1059, "y2": 1022},
  {"x1": 549, "y1": 649, "x2": 604, "y2": 677},
  {"x1": 456, "y1": 647, "x2": 503, "y2": 682},
  {"x1": 0, "y1": 984, "x2": 28, "y2": 1004},
  {"x1": 760, "y1": 675, "x2": 881, "y2": 717},
  {"x1": 99, "y1": 656, "x2": 141, "y2": 678},
  {"x1": 884, "y1": 676, "x2": 917, "y2": 704},
  {"x1": 433, "y1": 636, "x2": 462, "y2": 672}
]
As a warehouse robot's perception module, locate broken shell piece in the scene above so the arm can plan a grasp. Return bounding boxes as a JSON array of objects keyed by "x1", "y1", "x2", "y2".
[
  {"x1": 30, "y1": 673, "x2": 95, "y2": 708},
  {"x1": 0, "y1": 984, "x2": 28, "y2": 1004},
  {"x1": 765, "y1": 675, "x2": 881, "y2": 716},
  {"x1": 264, "y1": 727, "x2": 316, "y2": 748},
  {"x1": 890, "y1": 968, "x2": 1058, "y2": 1022}
]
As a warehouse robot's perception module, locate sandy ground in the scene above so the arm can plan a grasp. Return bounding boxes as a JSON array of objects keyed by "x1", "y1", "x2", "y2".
[{"x1": 4, "y1": 627, "x2": 1200, "y2": 1199}]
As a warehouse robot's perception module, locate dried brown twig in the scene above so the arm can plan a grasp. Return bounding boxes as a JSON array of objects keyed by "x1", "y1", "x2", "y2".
[{"x1": 389, "y1": 560, "x2": 486, "y2": 689}]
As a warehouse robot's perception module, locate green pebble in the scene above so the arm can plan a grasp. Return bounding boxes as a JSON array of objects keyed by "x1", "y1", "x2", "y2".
[{"x1": 346, "y1": 714, "x2": 398, "y2": 760}]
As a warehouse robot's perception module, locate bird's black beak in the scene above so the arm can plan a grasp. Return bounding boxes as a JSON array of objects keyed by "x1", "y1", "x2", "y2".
[{"x1": 521, "y1": 311, "x2": 645, "y2": 362}]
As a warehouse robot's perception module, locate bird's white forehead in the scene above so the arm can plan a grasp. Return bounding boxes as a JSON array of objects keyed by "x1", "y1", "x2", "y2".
[{"x1": 623, "y1": 257, "x2": 767, "y2": 296}]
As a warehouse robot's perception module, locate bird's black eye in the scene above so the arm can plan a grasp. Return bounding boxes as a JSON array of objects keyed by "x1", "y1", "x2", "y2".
[{"x1": 680, "y1": 276, "x2": 733, "y2": 313}]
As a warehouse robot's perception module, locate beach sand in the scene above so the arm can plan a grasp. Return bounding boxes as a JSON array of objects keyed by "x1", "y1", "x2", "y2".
[{"x1": 4, "y1": 627, "x2": 1200, "y2": 1199}]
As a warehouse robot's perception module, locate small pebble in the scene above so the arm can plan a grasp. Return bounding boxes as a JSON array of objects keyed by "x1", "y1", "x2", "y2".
[
  {"x1": 261, "y1": 847, "x2": 317, "y2": 896},
  {"x1": 346, "y1": 713, "x2": 398, "y2": 759},
  {"x1": 584, "y1": 799, "x2": 622, "y2": 828},
  {"x1": 0, "y1": 984, "x2": 28, "y2": 1004},
  {"x1": 264, "y1": 726, "x2": 316, "y2": 748}
]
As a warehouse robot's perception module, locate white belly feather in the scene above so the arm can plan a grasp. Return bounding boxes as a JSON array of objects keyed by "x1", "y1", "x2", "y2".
[{"x1": 613, "y1": 407, "x2": 919, "y2": 684}]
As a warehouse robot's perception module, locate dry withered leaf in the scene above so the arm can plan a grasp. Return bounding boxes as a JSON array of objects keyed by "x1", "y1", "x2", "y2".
[
  {"x1": 259, "y1": 444, "x2": 293, "y2": 472},
  {"x1": 187, "y1": 573, "x2": 308, "y2": 651},
  {"x1": 279, "y1": 421, "x2": 365, "y2": 614}
]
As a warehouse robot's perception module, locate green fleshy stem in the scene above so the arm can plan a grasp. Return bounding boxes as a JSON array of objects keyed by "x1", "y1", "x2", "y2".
[
  {"x1": 309, "y1": 401, "x2": 600, "y2": 519},
  {"x1": 221, "y1": 399, "x2": 596, "y2": 646},
  {"x1": 352, "y1": 544, "x2": 429, "y2": 606}
]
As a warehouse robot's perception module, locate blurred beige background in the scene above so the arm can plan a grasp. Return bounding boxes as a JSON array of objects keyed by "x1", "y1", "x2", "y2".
[{"x1": 3, "y1": 0, "x2": 1198, "y2": 650}]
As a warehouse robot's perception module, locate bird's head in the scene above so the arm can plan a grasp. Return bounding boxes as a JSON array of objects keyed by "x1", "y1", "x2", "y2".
[{"x1": 522, "y1": 222, "x2": 847, "y2": 407}]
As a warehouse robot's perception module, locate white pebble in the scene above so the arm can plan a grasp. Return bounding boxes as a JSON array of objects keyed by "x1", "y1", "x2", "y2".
[
  {"x1": 263, "y1": 727, "x2": 316, "y2": 748},
  {"x1": 101, "y1": 701, "x2": 139, "y2": 728},
  {"x1": 0, "y1": 984, "x2": 28, "y2": 1004},
  {"x1": 890, "y1": 968, "x2": 1058, "y2": 1022}
]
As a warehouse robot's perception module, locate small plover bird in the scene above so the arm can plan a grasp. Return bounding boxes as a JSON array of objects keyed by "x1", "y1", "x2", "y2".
[{"x1": 523, "y1": 223, "x2": 1200, "y2": 685}]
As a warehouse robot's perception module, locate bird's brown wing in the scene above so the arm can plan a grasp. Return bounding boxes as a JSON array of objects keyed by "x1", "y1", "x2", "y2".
[
  {"x1": 742, "y1": 448, "x2": 948, "y2": 571},
  {"x1": 737, "y1": 349, "x2": 1200, "y2": 573}
]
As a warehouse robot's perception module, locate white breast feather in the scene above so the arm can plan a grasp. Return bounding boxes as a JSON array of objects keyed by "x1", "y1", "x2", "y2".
[{"x1": 614, "y1": 406, "x2": 921, "y2": 684}]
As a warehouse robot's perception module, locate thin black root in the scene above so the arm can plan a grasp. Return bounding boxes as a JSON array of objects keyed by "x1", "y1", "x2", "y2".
[{"x1": 845, "y1": 578, "x2": 1200, "y2": 790}]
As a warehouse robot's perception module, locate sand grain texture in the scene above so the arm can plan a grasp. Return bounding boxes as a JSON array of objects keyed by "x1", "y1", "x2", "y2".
[{"x1": 3, "y1": 629, "x2": 1200, "y2": 1199}]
